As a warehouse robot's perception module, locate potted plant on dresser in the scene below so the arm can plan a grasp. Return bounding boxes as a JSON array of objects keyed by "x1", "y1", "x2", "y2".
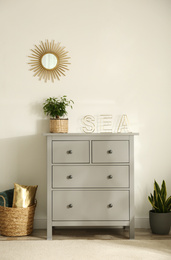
[
  {"x1": 43, "y1": 96, "x2": 74, "y2": 133},
  {"x1": 148, "y1": 180, "x2": 171, "y2": 235}
]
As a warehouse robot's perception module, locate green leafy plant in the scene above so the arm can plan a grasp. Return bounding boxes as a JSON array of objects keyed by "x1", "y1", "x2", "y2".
[
  {"x1": 148, "y1": 180, "x2": 171, "y2": 213},
  {"x1": 43, "y1": 96, "x2": 74, "y2": 119}
]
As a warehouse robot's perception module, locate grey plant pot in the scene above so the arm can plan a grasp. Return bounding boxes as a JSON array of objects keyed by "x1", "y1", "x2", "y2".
[{"x1": 149, "y1": 210, "x2": 171, "y2": 235}]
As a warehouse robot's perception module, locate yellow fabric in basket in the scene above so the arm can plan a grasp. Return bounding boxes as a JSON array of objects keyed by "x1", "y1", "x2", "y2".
[{"x1": 12, "y1": 183, "x2": 38, "y2": 208}]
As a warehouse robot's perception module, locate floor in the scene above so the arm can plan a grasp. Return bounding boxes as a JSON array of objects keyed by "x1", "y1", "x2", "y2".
[{"x1": 0, "y1": 228, "x2": 171, "y2": 241}]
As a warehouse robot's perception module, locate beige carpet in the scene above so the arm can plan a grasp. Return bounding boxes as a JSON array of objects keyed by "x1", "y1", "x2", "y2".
[{"x1": 0, "y1": 239, "x2": 171, "y2": 260}]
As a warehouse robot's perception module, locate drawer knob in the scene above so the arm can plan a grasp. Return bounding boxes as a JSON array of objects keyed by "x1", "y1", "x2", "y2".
[
  {"x1": 67, "y1": 150, "x2": 73, "y2": 154},
  {"x1": 68, "y1": 204, "x2": 73, "y2": 208},
  {"x1": 67, "y1": 175, "x2": 73, "y2": 179},
  {"x1": 108, "y1": 203, "x2": 113, "y2": 208},
  {"x1": 108, "y1": 175, "x2": 113, "y2": 179},
  {"x1": 107, "y1": 150, "x2": 113, "y2": 154}
]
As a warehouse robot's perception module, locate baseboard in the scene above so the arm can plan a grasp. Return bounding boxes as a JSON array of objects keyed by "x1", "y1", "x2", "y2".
[
  {"x1": 33, "y1": 218, "x2": 150, "y2": 230},
  {"x1": 33, "y1": 219, "x2": 47, "y2": 229},
  {"x1": 135, "y1": 218, "x2": 150, "y2": 229}
]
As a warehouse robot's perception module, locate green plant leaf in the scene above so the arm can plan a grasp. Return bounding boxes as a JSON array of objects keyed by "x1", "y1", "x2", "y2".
[
  {"x1": 154, "y1": 180, "x2": 161, "y2": 195},
  {"x1": 165, "y1": 196, "x2": 171, "y2": 212},
  {"x1": 161, "y1": 180, "x2": 167, "y2": 203},
  {"x1": 43, "y1": 95, "x2": 74, "y2": 118},
  {"x1": 148, "y1": 195, "x2": 153, "y2": 207},
  {"x1": 153, "y1": 190, "x2": 158, "y2": 207},
  {"x1": 158, "y1": 193, "x2": 165, "y2": 213},
  {"x1": 148, "y1": 180, "x2": 170, "y2": 213}
]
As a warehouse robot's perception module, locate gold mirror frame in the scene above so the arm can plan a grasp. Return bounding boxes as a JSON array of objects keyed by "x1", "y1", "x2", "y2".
[{"x1": 28, "y1": 40, "x2": 70, "y2": 82}]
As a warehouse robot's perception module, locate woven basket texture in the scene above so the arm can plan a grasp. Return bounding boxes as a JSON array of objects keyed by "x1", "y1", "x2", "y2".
[
  {"x1": 0, "y1": 195, "x2": 36, "y2": 237},
  {"x1": 50, "y1": 119, "x2": 68, "y2": 133}
]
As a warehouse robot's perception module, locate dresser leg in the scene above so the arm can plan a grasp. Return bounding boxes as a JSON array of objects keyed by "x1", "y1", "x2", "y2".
[
  {"x1": 129, "y1": 223, "x2": 135, "y2": 239},
  {"x1": 47, "y1": 226, "x2": 52, "y2": 240}
]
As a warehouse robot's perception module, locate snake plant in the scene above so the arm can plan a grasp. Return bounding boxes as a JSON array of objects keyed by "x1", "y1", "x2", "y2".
[{"x1": 148, "y1": 180, "x2": 171, "y2": 213}]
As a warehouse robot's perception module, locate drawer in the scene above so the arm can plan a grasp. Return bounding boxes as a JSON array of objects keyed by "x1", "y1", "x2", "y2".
[
  {"x1": 52, "y1": 166, "x2": 129, "y2": 188},
  {"x1": 92, "y1": 141, "x2": 129, "y2": 163},
  {"x1": 52, "y1": 141, "x2": 90, "y2": 164},
  {"x1": 53, "y1": 190, "x2": 129, "y2": 221}
]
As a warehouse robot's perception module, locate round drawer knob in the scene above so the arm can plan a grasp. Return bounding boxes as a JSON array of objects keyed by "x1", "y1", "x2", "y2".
[
  {"x1": 67, "y1": 175, "x2": 73, "y2": 179},
  {"x1": 67, "y1": 150, "x2": 72, "y2": 154},
  {"x1": 108, "y1": 203, "x2": 113, "y2": 208},
  {"x1": 68, "y1": 204, "x2": 73, "y2": 208},
  {"x1": 107, "y1": 150, "x2": 113, "y2": 154},
  {"x1": 108, "y1": 175, "x2": 113, "y2": 179}
]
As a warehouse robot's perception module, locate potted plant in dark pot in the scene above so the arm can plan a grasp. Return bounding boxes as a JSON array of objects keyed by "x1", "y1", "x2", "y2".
[
  {"x1": 148, "y1": 180, "x2": 171, "y2": 235},
  {"x1": 43, "y1": 96, "x2": 74, "y2": 133}
]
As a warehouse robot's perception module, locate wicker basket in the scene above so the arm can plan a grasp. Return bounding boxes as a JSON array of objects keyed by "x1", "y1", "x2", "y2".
[
  {"x1": 50, "y1": 118, "x2": 68, "y2": 133},
  {"x1": 0, "y1": 195, "x2": 36, "y2": 237}
]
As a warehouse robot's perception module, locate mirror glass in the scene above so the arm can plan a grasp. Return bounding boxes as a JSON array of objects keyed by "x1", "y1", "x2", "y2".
[
  {"x1": 41, "y1": 53, "x2": 58, "y2": 70},
  {"x1": 29, "y1": 40, "x2": 70, "y2": 82}
]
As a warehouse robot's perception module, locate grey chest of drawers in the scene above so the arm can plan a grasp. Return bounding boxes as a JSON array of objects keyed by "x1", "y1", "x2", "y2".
[{"x1": 45, "y1": 133, "x2": 138, "y2": 240}]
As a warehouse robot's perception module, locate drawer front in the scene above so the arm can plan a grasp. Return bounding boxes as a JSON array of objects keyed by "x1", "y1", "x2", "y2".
[
  {"x1": 52, "y1": 166, "x2": 129, "y2": 188},
  {"x1": 92, "y1": 141, "x2": 129, "y2": 163},
  {"x1": 52, "y1": 141, "x2": 90, "y2": 164},
  {"x1": 53, "y1": 190, "x2": 129, "y2": 221}
]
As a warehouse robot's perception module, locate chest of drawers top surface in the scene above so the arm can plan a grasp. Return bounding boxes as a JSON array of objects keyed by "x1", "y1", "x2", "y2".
[{"x1": 44, "y1": 133, "x2": 138, "y2": 138}]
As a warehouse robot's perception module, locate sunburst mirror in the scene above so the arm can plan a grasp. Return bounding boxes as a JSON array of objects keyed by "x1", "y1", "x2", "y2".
[{"x1": 28, "y1": 40, "x2": 70, "y2": 82}]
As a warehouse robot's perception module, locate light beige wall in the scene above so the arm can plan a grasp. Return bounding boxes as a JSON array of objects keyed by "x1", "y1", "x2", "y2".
[{"x1": 0, "y1": 0, "x2": 171, "y2": 227}]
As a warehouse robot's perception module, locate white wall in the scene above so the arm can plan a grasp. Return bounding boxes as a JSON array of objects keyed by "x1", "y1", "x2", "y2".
[{"x1": 0, "y1": 0, "x2": 171, "y2": 228}]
